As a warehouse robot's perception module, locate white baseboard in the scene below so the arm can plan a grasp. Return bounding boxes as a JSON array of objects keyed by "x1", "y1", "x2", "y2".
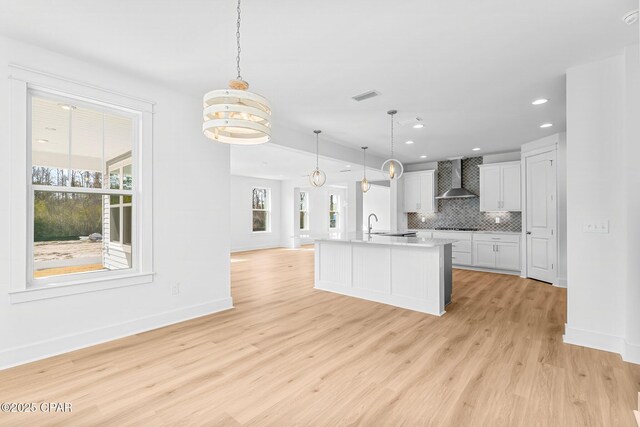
[
  {"x1": 231, "y1": 244, "x2": 283, "y2": 253},
  {"x1": 453, "y1": 265, "x2": 521, "y2": 276},
  {"x1": 554, "y1": 277, "x2": 568, "y2": 288},
  {"x1": 0, "y1": 297, "x2": 234, "y2": 371},
  {"x1": 563, "y1": 324, "x2": 640, "y2": 365}
]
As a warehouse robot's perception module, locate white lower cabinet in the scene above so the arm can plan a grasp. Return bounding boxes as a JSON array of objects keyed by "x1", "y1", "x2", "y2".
[
  {"x1": 472, "y1": 233, "x2": 521, "y2": 271},
  {"x1": 433, "y1": 231, "x2": 472, "y2": 266}
]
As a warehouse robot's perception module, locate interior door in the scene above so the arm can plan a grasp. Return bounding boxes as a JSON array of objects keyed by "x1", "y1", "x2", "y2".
[{"x1": 526, "y1": 150, "x2": 557, "y2": 283}]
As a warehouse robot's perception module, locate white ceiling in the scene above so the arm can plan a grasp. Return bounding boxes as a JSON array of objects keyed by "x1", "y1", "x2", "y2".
[
  {"x1": 231, "y1": 144, "x2": 387, "y2": 183},
  {"x1": 1, "y1": 0, "x2": 637, "y2": 163}
]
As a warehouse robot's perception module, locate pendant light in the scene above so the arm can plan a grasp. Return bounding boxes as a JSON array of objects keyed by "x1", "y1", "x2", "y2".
[
  {"x1": 381, "y1": 109, "x2": 404, "y2": 180},
  {"x1": 310, "y1": 130, "x2": 326, "y2": 187},
  {"x1": 202, "y1": 0, "x2": 272, "y2": 145},
  {"x1": 361, "y1": 147, "x2": 371, "y2": 193}
]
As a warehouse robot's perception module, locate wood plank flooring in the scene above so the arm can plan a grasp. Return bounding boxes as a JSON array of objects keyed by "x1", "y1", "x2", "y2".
[{"x1": 1, "y1": 246, "x2": 639, "y2": 426}]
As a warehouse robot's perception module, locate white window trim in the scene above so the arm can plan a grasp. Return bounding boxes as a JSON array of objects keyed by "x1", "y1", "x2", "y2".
[
  {"x1": 251, "y1": 187, "x2": 271, "y2": 233},
  {"x1": 8, "y1": 64, "x2": 154, "y2": 304}
]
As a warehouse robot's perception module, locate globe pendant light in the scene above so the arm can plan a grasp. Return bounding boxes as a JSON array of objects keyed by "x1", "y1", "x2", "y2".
[
  {"x1": 361, "y1": 146, "x2": 371, "y2": 193},
  {"x1": 202, "y1": 0, "x2": 272, "y2": 145},
  {"x1": 381, "y1": 109, "x2": 404, "y2": 180},
  {"x1": 310, "y1": 130, "x2": 326, "y2": 187}
]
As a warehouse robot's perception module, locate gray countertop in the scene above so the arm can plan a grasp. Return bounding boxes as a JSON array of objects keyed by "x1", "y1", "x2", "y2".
[{"x1": 311, "y1": 232, "x2": 457, "y2": 248}]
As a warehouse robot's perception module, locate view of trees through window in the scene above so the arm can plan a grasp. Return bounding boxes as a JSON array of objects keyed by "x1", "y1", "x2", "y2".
[
  {"x1": 252, "y1": 188, "x2": 270, "y2": 232},
  {"x1": 329, "y1": 194, "x2": 339, "y2": 229},
  {"x1": 299, "y1": 191, "x2": 308, "y2": 230}
]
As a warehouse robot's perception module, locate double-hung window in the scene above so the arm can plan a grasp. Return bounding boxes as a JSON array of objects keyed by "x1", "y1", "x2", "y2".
[
  {"x1": 252, "y1": 188, "x2": 270, "y2": 232},
  {"x1": 9, "y1": 65, "x2": 154, "y2": 303},
  {"x1": 329, "y1": 194, "x2": 340, "y2": 229},
  {"x1": 299, "y1": 191, "x2": 309, "y2": 230}
]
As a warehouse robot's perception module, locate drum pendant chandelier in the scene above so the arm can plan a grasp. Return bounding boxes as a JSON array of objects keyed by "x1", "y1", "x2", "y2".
[
  {"x1": 310, "y1": 130, "x2": 327, "y2": 187},
  {"x1": 202, "y1": 0, "x2": 271, "y2": 145},
  {"x1": 361, "y1": 146, "x2": 371, "y2": 193},
  {"x1": 381, "y1": 109, "x2": 404, "y2": 180}
]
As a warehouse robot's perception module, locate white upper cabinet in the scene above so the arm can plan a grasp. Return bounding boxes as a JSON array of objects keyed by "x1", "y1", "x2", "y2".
[
  {"x1": 478, "y1": 161, "x2": 521, "y2": 212},
  {"x1": 403, "y1": 170, "x2": 437, "y2": 213}
]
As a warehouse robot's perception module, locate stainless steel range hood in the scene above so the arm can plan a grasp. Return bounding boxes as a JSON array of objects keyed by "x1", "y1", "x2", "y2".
[{"x1": 436, "y1": 158, "x2": 477, "y2": 199}]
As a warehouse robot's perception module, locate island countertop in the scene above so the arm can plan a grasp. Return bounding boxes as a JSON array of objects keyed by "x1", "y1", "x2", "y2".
[{"x1": 311, "y1": 232, "x2": 458, "y2": 248}]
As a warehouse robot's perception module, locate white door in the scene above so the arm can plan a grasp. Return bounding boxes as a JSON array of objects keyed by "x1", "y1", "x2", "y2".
[
  {"x1": 501, "y1": 164, "x2": 521, "y2": 211},
  {"x1": 525, "y1": 150, "x2": 557, "y2": 283},
  {"x1": 495, "y1": 243, "x2": 520, "y2": 271},
  {"x1": 480, "y1": 166, "x2": 501, "y2": 211},
  {"x1": 473, "y1": 242, "x2": 496, "y2": 268},
  {"x1": 403, "y1": 174, "x2": 419, "y2": 212}
]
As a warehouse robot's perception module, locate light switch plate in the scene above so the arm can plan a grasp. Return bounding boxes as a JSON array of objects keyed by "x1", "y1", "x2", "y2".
[{"x1": 583, "y1": 220, "x2": 609, "y2": 233}]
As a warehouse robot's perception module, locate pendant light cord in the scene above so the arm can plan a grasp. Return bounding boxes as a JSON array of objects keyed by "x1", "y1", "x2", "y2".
[
  {"x1": 363, "y1": 147, "x2": 367, "y2": 179},
  {"x1": 236, "y1": 0, "x2": 242, "y2": 81},
  {"x1": 390, "y1": 113, "x2": 395, "y2": 159},
  {"x1": 316, "y1": 132, "x2": 319, "y2": 169}
]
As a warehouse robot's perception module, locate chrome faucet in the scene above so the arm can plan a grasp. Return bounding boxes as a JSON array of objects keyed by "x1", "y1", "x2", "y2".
[{"x1": 367, "y1": 213, "x2": 378, "y2": 235}]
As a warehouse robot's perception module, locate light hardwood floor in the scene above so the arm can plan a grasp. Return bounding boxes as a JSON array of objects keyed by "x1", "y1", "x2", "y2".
[{"x1": 1, "y1": 246, "x2": 639, "y2": 426}]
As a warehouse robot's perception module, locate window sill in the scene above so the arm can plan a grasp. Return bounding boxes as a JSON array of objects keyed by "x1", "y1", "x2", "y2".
[{"x1": 9, "y1": 272, "x2": 155, "y2": 304}]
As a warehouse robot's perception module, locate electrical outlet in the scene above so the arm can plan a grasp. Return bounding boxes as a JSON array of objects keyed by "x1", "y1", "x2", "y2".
[
  {"x1": 171, "y1": 283, "x2": 180, "y2": 295},
  {"x1": 495, "y1": 217, "x2": 501, "y2": 224},
  {"x1": 583, "y1": 220, "x2": 609, "y2": 233},
  {"x1": 421, "y1": 216, "x2": 426, "y2": 223}
]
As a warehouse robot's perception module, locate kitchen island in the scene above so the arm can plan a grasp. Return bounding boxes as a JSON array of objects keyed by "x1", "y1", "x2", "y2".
[{"x1": 314, "y1": 233, "x2": 455, "y2": 316}]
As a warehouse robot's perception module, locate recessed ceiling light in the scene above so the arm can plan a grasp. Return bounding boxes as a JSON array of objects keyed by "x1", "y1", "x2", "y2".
[
  {"x1": 532, "y1": 98, "x2": 548, "y2": 105},
  {"x1": 36, "y1": 139, "x2": 49, "y2": 143},
  {"x1": 405, "y1": 140, "x2": 414, "y2": 145},
  {"x1": 413, "y1": 123, "x2": 424, "y2": 129},
  {"x1": 540, "y1": 123, "x2": 553, "y2": 128},
  {"x1": 472, "y1": 147, "x2": 481, "y2": 151},
  {"x1": 345, "y1": 165, "x2": 351, "y2": 167},
  {"x1": 420, "y1": 155, "x2": 427, "y2": 159}
]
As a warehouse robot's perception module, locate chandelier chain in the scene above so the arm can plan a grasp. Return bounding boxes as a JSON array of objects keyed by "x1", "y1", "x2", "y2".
[
  {"x1": 236, "y1": 0, "x2": 242, "y2": 81},
  {"x1": 316, "y1": 132, "x2": 319, "y2": 169},
  {"x1": 390, "y1": 112, "x2": 395, "y2": 158}
]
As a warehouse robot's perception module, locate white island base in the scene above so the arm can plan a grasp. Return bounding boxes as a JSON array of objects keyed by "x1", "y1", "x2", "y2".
[{"x1": 314, "y1": 235, "x2": 453, "y2": 316}]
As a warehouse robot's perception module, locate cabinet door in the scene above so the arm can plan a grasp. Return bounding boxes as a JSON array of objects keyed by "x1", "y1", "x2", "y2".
[
  {"x1": 480, "y1": 166, "x2": 501, "y2": 211},
  {"x1": 501, "y1": 164, "x2": 521, "y2": 211},
  {"x1": 403, "y1": 174, "x2": 420, "y2": 212},
  {"x1": 473, "y1": 242, "x2": 496, "y2": 268},
  {"x1": 495, "y1": 242, "x2": 520, "y2": 271},
  {"x1": 418, "y1": 172, "x2": 435, "y2": 212}
]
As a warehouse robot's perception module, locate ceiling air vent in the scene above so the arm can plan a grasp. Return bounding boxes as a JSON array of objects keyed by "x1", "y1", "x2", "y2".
[{"x1": 352, "y1": 90, "x2": 380, "y2": 102}]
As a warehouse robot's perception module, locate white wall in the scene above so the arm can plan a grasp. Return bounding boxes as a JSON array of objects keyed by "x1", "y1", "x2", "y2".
[
  {"x1": 564, "y1": 45, "x2": 640, "y2": 364},
  {"x1": 230, "y1": 175, "x2": 282, "y2": 252},
  {"x1": 362, "y1": 184, "x2": 390, "y2": 231},
  {"x1": 0, "y1": 36, "x2": 231, "y2": 368}
]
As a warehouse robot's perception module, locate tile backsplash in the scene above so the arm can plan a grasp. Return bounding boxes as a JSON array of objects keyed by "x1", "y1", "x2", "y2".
[{"x1": 407, "y1": 156, "x2": 522, "y2": 232}]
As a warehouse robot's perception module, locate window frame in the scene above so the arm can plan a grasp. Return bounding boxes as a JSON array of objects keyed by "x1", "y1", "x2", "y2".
[
  {"x1": 329, "y1": 193, "x2": 340, "y2": 230},
  {"x1": 299, "y1": 191, "x2": 309, "y2": 231},
  {"x1": 9, "y1": 65, "x2": 154, "y2": 303},
  {"x1": 251, "y1": 187, "x2": 271, "y2": 233}
]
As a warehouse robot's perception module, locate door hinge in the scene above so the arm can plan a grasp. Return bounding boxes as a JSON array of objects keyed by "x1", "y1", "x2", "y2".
[
  {"x1": 550, "y1": 160, "x2": 553, "y2": 166},
  {"x1": 551, "y1": 229, "x2": 554, "y2": 235},
  {"x1": 552, "y1": 263, "x2": 554, "y2": 270}
]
